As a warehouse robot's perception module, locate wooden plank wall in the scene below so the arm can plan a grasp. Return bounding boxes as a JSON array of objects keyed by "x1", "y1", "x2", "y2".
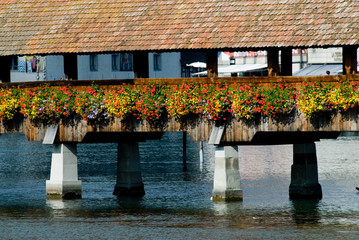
[{"x1": 1, "y1": 75, "x2": 359, "y2": 144}]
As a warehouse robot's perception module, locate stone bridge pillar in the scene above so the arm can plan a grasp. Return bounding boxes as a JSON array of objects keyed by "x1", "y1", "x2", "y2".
[
  {"x1": 212, "y1": 146, "x2": 243, "y2": 201},
  {"x1": 113, "y1": 142, "x2": 145, "y2": 197},
  {"x1": 289, "y1": 143, "x2": 322, "y2": 199},
  {"x1": 46, "y1": 143, "x2": 82, "y2": 199}
]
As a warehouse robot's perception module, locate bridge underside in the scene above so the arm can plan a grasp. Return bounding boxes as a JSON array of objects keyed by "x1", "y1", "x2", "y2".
[
  {"x1": 231, "y1": 131, "x2": 341, "y2": 146},
  {"x1": 76, "y1": 131, "x2": 341, "y2": 146},
  {"x1": 40, "y1": 130, "x2": 342, "y2": 145},
  {"x1": 81, "y1": 132, "x2": 164, "y2": 143}
]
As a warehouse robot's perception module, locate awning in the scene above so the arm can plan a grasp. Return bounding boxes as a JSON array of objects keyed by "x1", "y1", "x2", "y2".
[
  {"x1": 294, "y1": 64, "x2": 343, "y2": 76},
  {"x1": 193, "y1": 64, "x2": 267, "y2": 76},
  {"x1": 186, "y1": 61, "x2": 206, "y2": 68}
]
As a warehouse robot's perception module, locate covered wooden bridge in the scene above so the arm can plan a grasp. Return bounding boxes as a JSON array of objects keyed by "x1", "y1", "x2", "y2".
[{"x1": 0, "y1": 0, "x2": 359, "y2": 201}]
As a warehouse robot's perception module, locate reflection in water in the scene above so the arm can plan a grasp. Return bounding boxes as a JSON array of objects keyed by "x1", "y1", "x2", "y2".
[
  {"x1": 291, "y1": 199, "x2": 321, "y2": 225},
  {"x1": 212, "y1": 202, "x2": 265, "y2": 230},
  {"x1": 46, "y1": 199, "x2": 82, "y2": 210},
  {"x1": 212, "y1": 201, "x2": 243, "y2": 216},
  {"x1": 46, "y1": 199, "x2": 82, "y2": 218},
  {"x1": 116, "y1": 197, "x2": 144, "y2": 209},
  {"x1": 1, "y1": 134, "x2": 359, "y2": 239}
]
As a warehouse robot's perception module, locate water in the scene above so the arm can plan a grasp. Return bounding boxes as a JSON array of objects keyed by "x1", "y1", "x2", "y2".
[{"x1": 0, "y1": 133, "x2": 359, "y2": 239}]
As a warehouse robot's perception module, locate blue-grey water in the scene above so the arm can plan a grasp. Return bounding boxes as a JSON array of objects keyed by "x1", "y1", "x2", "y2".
[{"x1": 0, "y1": 132, "x2": 359, "y2": 239}]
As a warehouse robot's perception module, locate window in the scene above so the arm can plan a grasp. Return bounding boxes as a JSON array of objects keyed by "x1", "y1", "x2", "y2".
[
  {"x1": 112, "y1": 54, "x2": 120, "y2": 71},
  {"x1": 89, "y1": 54, "x2": 98, "y2": 71},
  {"x1": 153, "y1": 53, "x2": 161, "y2": 71},
  {"x1": 120, "y1": 53, "x2": 133, "y2": 71},
  {"x1": 11, "y1": 56, "x2": 18, "y2": 70},
  {"x1": 112, "y1": 53, "x2": 133, "y2": 71}
]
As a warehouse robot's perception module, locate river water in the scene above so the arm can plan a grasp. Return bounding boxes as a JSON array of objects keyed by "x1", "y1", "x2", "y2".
[{"x1": 0, "y1": 132, "x2": 359, "y2": 239}]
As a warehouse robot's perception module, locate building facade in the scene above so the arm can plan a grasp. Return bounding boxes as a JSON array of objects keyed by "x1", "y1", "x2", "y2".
[{"x1": 10, "y1": 52, "x2": 182, "y2": 82}]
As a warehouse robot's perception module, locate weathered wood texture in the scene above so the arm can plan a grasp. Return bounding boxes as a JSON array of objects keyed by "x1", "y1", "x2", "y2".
[
  {"x1": 1, "y1": 76, "x2": 359, "y2": 145},
  {"x1": 0, "y1": 109, "x2": 357, "y2": 145}
]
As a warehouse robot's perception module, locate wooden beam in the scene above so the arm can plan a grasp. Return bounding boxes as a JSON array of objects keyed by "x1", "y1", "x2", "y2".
[
  {"x1": 63, "y1": 54, "x2": 78, "y2": 80},
  {"x1": 0, "y1": 56, "x2": 12, "y2": 82},
  {"x1": 3, "y1": 75, "x2": 359, "y2": 90},
  {"x1": 133, "y1": 52, "x2": 149, "y2": 78},
  {"x1": 206, "y1": 50, "x2": 218, "y2": 78},
  {"x1": 343, "y1": 46, "x2": 357, "y2": 75},
  {"x1": 281, "y1": 48, "x2": 293, "y2": 76},
  {"x1": 267, "y1": 48, "x2": 279, "y2": 76}
]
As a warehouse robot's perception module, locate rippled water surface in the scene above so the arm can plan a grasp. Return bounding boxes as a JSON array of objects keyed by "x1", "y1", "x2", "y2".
[{"x1": 0, "y1": 133, "x2": 359, "y2": 239}]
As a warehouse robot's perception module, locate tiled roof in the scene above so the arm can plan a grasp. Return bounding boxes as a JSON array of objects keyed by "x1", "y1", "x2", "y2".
[{"x1": 0, "y1": 0, "x2": 359, "y2": 56}]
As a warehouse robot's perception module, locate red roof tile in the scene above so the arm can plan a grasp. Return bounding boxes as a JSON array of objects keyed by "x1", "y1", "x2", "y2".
[{"x1": 0, "y1": 0, "x2": 359, "y2": 56}]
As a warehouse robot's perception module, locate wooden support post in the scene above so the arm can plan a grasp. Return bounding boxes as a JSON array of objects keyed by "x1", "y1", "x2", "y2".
[
  {"x1": 183, "y1": 132, "x2": 187, "y2": 171},
  {"x1": 343, "y1": 46, "x2": 357, "y2": 75},
  {"x1": 206, "y1": 50, "x2": 218, "y2": 78},
  {"x1": 133, "y1": 52, "x2": 149, "y2": 78},
  {"x1": 267, "y1": 48, "x2": 279, "y2": 76},
  {"x1": 289, "y1": 143, "x2": 322, "y2": 200},
  {"x1": 280, "y1": 48, "x2": 293, "y2": 76},
  {"x1": 114, "y1": 142, "x2": 145, "y2": 197},
  {"x1": 0, "y1": 56, "x2": 12, "y2": 82},
  {"x1": 63, "y1": 54, "x2": 78, "y2": 80}
]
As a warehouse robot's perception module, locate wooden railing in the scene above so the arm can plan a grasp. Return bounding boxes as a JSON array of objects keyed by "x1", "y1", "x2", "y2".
[{"x1": 1, "y1": 74, "x2": 359, "y2": 89}]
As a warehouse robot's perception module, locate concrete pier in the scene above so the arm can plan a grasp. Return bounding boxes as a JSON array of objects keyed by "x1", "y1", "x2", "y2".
[
  {"x1": 113, "y1": 142, "x2": 145, "y2": 197},
  {"x1": 212, "y1": 146, "x2": 243, "y2": 201},
  {"x1": 46, "y1": 143, "x2": 82, "y2": 199},
  {"x1": 289, "y1": 143, "x2": 322, "y2": 199}
]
